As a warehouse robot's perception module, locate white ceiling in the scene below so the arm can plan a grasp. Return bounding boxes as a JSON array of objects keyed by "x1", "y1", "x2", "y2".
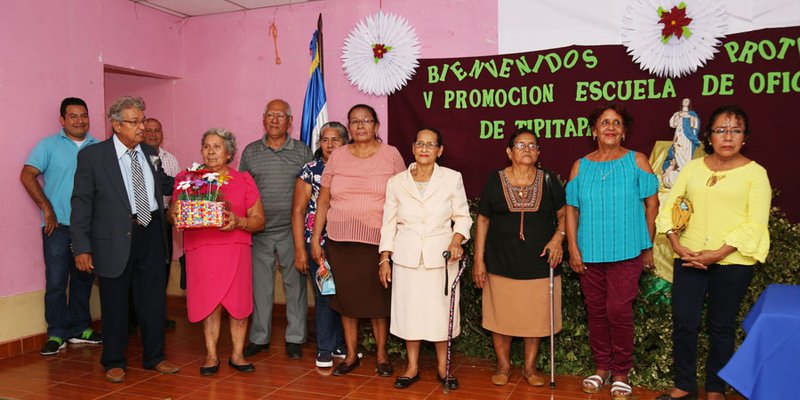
[{"x1": 128, "y1": 0, "x2": 316, "y2": 18}]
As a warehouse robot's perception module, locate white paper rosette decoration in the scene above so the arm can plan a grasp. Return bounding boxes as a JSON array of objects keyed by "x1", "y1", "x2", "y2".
[
  {"x1": 341, "y1": 11, "x2": 421, "y2": 96},
  {"x1": 622, "y1": 1, "x2": 727, "y2": 78}
]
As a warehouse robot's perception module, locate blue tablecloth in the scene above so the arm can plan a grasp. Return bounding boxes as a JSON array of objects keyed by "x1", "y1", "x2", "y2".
[{"x1": 718, "y1": 284, "x2": 800, "y2": 400}]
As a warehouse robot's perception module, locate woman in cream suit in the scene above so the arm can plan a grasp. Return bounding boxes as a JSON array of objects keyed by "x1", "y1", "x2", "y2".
[{"x1": 378, "y1": 128, "x2": 472, "y2": 390}]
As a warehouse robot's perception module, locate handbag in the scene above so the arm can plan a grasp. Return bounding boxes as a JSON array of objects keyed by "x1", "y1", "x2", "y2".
[
  {"x1": 315, "y1": 259, "x2": 336, "y2": 295},
  {"x1": 671, "y1": 195, "x2": 693, "y2": 232},
  {"x1": 543, "y1": 170, "x2": 569, "y2": 262}
]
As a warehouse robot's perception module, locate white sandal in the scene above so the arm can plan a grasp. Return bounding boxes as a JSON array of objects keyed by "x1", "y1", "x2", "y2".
[
  {"x1": 611, "y1": 381, "x2": 632, "y2": 399},
  {"x1": 582, "y1": 374, "x2": 610, "y2": 394}
]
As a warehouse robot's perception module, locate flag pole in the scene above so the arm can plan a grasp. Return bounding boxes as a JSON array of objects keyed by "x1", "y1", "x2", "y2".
[{"x1": 317, "y1": 13, "x2": 324, "y2": 80}]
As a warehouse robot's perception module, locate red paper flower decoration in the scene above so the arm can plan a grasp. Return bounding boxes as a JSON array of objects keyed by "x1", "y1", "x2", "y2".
[
  {"x1": 658, "y1": 3, "x2": 692, "y2": 43},
  {"x1": 372, "y1": 43, "x2": 393, "y2": 63}
]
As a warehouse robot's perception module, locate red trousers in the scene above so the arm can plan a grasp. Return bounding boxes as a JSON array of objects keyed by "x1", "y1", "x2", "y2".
[{"x1": 579, "y1": 256, "x2": 642, "y2": 376}]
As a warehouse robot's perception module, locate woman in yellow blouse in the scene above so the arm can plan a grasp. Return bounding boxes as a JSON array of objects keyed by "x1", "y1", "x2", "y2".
[{"x1": 655, "y1": 105, "x2": 771, "y2": 400}]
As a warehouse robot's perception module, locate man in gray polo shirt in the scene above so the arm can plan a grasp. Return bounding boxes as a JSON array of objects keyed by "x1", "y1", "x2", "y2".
[{"x1": 240, "y1": 99, "x2": 312, "y2": 359}]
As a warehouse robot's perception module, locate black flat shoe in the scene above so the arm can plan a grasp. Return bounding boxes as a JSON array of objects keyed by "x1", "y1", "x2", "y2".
[
  {"x1": 437, "y1": 373, "x2": 459, "y2": 390},
  {"x1": 376, "y1": 362, "x2": 393, "y2": 377},
  {"x1": 332, "y1": 357, "x2": 361, "y2": 376},
  {"x1": 393, "y1": 373, "x2": 420, "y2": 389},
  {"x1": 655, "y1": 391, "x2": 698, "y2": 400},
  {"x1": 228, "y1": 358, "x2": 255, "y2": 372},
  {"x1": 200, "y1": 363, "x2": 219, "y2": 376},
  {"x1": 242, "y1": 342, "x2": 269, "y2": 357}
]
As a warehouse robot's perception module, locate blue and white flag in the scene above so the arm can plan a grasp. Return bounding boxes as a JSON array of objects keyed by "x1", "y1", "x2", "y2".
[{"x1": 300, "y1": 30, "x2": 328, "y2": 152}]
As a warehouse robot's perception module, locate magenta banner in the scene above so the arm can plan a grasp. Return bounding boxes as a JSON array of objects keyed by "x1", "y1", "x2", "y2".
[{"x1": 389, "y1": 26, "x2": 800, "y2": 221}]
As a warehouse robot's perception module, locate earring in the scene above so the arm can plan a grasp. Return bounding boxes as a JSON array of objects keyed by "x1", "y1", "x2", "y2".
[
  {"x1": 592, "y1": 135, "x2": 596, "y2": 141},
  {"x1": 622, "y1": 135, "x2": 626, "y2": 141},
  {"x1": 742, "y1": 142, "x2": 746, "y2": 145}
]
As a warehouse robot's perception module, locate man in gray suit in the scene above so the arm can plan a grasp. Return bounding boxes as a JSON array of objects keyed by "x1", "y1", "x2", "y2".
[{"x1": 71, "y1": 96, "x2": 178, "y2": 383}]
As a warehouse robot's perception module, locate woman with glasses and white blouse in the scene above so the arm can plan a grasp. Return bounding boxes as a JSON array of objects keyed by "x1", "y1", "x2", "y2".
[
  {"x1": 378, "y1": 128, "x2": 472, "y2": 390},
  {"x1": 656, "y1": 105, "x2": 770, "y2": 400}
]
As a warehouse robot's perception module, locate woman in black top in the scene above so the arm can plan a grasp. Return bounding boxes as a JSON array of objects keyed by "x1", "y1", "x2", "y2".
[{"x1": 472, "y1": 128, "x2": 566, "y2": 387}]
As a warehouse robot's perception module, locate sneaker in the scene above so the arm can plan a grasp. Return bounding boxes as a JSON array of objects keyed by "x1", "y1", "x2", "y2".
[
  {"x1": 286, "y1": 342, "x2": 302, "y2": 359},
  {"x1": 331, "y1": 347, "x2": 347, "y2": 359},
  {"x1": 68, "y1": 329, "x2": 102, "y2": 344},
  {"x1": 40, "y1": 338, "x2": 66, "y2": 356},
  {"x1": 243, "y1": 342, "x2": 269, "y2": 357},
  {"x1": 331, "y1": 348, "x2": 363, "y2": 359},
  {"x1": 316, "y1": 352, "x2": 334, "y2": 368}
]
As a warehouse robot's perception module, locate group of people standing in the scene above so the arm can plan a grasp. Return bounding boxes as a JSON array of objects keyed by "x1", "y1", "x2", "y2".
[{"x1": 22, "y1": 96, "x2": 770, "y2": 400}]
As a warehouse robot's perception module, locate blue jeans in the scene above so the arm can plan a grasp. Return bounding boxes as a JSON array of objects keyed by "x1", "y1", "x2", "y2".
[
  {"x1": 307, "y1": 243, "x2": 344, "y2": 353},
  {"x1": 43, "y1": 225, "x2": 94, "y2": 339},
  {"x1": 671, "y1": 260, "x2": 754, "y2": 393}
]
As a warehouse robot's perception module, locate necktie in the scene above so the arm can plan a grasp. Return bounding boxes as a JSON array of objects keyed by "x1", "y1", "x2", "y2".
[{"x1": 128, "y1": 149, "x2": 151, "y2": 227}]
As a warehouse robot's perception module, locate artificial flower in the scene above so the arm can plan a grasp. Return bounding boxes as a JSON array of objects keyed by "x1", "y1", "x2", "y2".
[
  {"x1": 202, "y1": 172, "x2": 220, "y2": 183},
  {"x1": 175, "y1": 162, "x2": 233, "y2": 202},
  {"x1": 658, "y1": 3, "x2": 693, "y2": 43}
]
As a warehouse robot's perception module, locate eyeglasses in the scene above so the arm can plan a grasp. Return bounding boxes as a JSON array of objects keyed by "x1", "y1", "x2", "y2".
[
  {"x1": 414, "y1": 141, "x2": 439, "y2": 150},
  {"x1": 121, "y1": 119, "x2": 145, "y2": 127},
  {"x1": 512, "y1": 142, "x2": 539, "y2": 151},
  {"x1": 711, "y1": 128, "x2": 745, "y2": 136},
  {"x1": 600, "y1": 119, "x2": 622, "y2": 127},
  {"x1": 265, "y1": 112, "x2": 289, "y2": 120},
  {"x1": 348, "y1": 118, "x2": 375, "y2": 126}
]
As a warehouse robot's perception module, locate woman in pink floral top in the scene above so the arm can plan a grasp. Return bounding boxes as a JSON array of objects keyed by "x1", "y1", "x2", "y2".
[{"x1": 291, "y1": 122, "x2": 349, "y2": 368}]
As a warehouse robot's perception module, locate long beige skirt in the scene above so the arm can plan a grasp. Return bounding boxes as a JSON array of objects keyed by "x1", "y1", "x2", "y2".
[
  {"x1": 390, "y1": 261, "x2": 460, "y2": 342},
  {"x1": 482, "y1": 273, "x2": 562, "y2": 337}
]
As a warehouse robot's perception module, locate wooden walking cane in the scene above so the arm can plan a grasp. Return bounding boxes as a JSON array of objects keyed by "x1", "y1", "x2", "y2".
[{"x1": 442, "y1": 250, "x2": 467, "y2": 393}]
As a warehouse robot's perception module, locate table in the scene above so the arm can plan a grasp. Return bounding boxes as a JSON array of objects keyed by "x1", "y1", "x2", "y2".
[{"x1": 718, "y1": 284, "x2": 800, "y2": 400}]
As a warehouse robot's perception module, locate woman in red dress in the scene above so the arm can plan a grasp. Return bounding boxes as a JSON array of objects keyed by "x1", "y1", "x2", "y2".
[{"x1": 172, "y1": 128, "x2": 264, "y2": 375}]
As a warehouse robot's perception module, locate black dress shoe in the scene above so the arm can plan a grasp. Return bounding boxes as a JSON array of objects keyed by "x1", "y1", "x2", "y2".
[
  {"x1": 200, "y1": 363, "x2": 219, "y2": 376},
  {"x1": 393, "y1": 373, "x2": 420, "y2": 389},
  {"x1": 437, "y1": 373, "x2": 459, "y2": 390},
  {"x1": 655, "y1": 392, "x2": 698, "y2": 400},
  {"x1": 285, "y1": 342, "x2": 302, "y2": 359},
  {"x1": 332, "y1": 357, "x2": 361, "y2": 376},
  {"x1": 228, "y1": 358, "x2": 255, "y2": 372},
  {"x1": 376, "y1": 362, "x2": 393, "y2": 377},
  {"x1": 243, "y1": 342, "x2": 269, "y2": 357}
]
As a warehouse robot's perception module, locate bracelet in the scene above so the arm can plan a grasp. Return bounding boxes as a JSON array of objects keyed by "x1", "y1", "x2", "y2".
[
  {"x1": 666, "y1": 229, "x2": 677, "y2": 236},
  {"x1": 557, "y1": 230, "x2": 566, "y2": 236},
  {"x1": 378, "y1": 259, "x2": 391, "y2": 266}
]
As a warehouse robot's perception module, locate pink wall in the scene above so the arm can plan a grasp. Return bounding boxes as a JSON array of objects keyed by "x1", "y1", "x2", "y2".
[
  {"x1": 2, "y1": 0, "x2": 185, "y2": 296},
  {"x1": 172, "y1": 0, "x2": 498, "y2": 168},
  {"x1": 2, "y1": 0, "x2": 496, "y2": 297}
]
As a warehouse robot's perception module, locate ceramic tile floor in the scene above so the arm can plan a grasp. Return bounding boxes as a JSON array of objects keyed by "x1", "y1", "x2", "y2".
[{"x1": 0, "y1": 297, "x2": 744, "y2": 399}]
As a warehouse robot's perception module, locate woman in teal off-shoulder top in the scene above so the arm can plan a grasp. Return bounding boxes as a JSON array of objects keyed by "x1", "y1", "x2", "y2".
[{"x1": 565, "y1": 104, "x2": 659, "y2": 400}]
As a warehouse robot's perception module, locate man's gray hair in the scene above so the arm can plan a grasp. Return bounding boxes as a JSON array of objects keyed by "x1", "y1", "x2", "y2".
[
  {"x1": 202, "y1": 128, "x2": 237, "y2": 164},
  {"x1": 108, "y1": 96, "x2": 146, "y2": 122},
  {"x1": 263, "y1": 99, "x2": 292, "y2": 117}
]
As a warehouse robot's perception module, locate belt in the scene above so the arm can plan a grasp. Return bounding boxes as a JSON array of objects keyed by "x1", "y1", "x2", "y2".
[{"x1": 131, "y1": 210, "x2": 158, "y2": 225}]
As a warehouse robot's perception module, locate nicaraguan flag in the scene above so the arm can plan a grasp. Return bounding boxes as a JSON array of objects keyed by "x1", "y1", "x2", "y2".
[{"x1": 300, "y1": 30, "x2": 328, "y2": 152}]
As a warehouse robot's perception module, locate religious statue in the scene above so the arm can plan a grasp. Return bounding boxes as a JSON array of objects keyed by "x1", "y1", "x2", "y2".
[{"x1": 662, "y1": 98, "x2": 700, "y2": 188}]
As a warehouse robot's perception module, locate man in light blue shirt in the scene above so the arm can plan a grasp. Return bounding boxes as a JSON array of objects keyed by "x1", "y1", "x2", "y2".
[{"x1": 21, "y1": 97, "x2": 102, "y2": 356}]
